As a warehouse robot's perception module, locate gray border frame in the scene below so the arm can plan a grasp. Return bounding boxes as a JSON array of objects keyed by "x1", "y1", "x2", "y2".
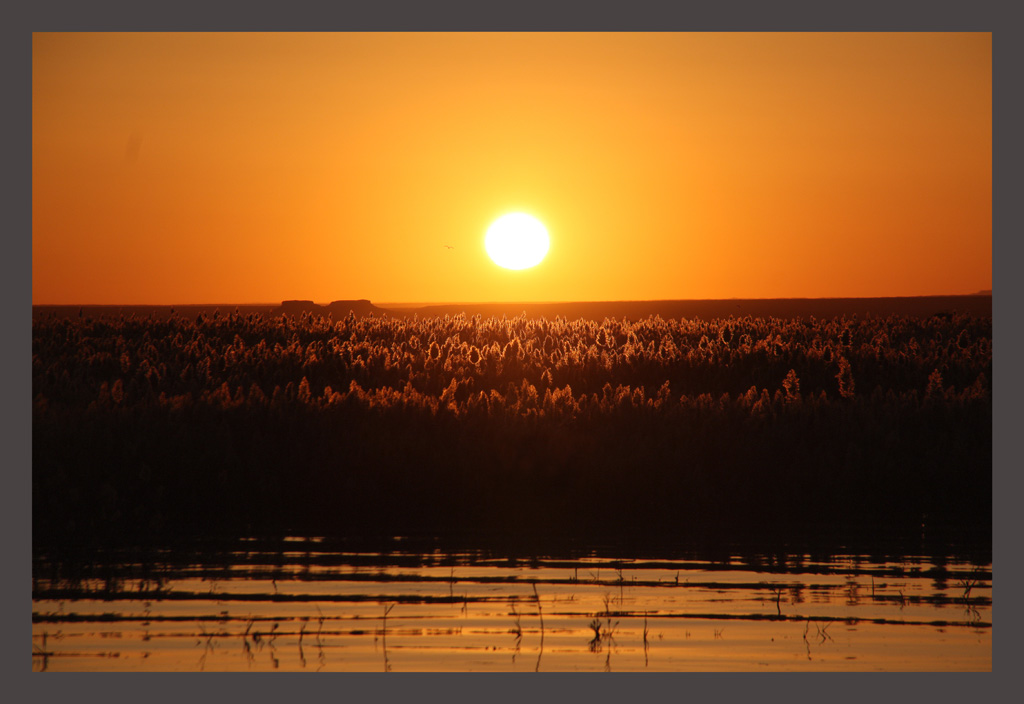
[{"x1": 11, "y1": 0, "x2": 1014, "y2": 699}]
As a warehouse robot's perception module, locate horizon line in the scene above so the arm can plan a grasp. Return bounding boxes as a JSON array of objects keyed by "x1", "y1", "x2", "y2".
[{"x1": 33, "y1": 291, "x2": 993, "y2": 308}]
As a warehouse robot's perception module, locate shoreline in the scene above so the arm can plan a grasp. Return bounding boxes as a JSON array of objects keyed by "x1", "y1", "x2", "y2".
[{"x1": 32, "y1": 294, "x2": 993, "y2": 323}]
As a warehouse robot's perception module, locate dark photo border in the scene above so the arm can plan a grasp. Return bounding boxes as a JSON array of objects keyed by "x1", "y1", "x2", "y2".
[{"x1": 9, "y1": 1, "x2": 1014, "y2": 700}]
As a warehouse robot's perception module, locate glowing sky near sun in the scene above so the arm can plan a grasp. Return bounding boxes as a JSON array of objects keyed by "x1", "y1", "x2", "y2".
[{"x1": 32, "y1": 32, "x2": 991, "y2": 305}]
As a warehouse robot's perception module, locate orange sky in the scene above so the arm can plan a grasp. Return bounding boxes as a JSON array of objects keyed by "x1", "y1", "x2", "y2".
[{"x1": 32, "y1": 32, "x2": 991, "y2": 305}]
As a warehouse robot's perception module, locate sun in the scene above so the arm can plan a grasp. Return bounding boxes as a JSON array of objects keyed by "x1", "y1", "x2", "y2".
[{"x1": 484, "y1": 213, "x2": 550, "y2": 270}]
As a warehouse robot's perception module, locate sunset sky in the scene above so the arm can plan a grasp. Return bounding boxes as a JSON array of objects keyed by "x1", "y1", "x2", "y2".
[{"x1": 32, "y1": 32, "x2": 991, "y2": 305}]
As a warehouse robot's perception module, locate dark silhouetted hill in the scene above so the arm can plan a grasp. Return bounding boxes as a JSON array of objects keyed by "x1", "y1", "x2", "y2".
[
  {"x1": 32, "y1": 303, "x2": 280, "y2": 322},
  {"x1": 33, "y1": 295, "x2": 991, "y2": 323},
  {"x1": 277, "y1": 299, "x2": 390, "y2": 318},
  {"x1": 32, "y1": 300, "x2": 391, "y2": 322},
  {"x1": 384, "y1": 295, "x2": 992, "y2": 321}
]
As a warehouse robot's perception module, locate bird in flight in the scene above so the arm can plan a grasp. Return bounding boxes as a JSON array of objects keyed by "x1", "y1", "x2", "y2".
[{"x1": 444, "y1": 244, "x2": 455, "y2": 249}]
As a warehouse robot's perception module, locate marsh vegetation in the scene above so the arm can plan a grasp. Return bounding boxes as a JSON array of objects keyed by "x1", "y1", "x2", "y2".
[{"x1": 32, "y1": 307, "x2": 991, "y2": 548}]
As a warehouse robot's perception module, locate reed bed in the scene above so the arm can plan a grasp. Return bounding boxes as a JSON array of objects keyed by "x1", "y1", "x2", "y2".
[{"x1": 32, "y1": 309, "x2": 991, "y2": 548}]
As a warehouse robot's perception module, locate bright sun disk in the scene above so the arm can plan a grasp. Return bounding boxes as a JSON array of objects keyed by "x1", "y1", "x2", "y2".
[{"x1": 484, "y1": 213, "x2": 550, "y2": 270}]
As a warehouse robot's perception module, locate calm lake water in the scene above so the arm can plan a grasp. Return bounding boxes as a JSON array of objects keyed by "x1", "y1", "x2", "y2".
[{"x1": 32, "y1": 536, "x2": 991, "y2": 672}]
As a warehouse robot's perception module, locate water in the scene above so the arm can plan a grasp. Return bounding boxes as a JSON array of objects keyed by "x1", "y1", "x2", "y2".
[{"x1": 32, "y1": 537, "x2": 991, "y2": 672}]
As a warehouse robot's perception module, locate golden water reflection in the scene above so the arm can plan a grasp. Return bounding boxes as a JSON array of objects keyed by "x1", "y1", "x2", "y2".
[{"x1": 32, "y1": 541, "x2": 991, "y2": 672}]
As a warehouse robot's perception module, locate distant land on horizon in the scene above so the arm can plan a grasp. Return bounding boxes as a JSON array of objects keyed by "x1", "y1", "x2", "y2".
[{"x1": 33, "y1": 293, "x2": 992, "y2": 322}]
